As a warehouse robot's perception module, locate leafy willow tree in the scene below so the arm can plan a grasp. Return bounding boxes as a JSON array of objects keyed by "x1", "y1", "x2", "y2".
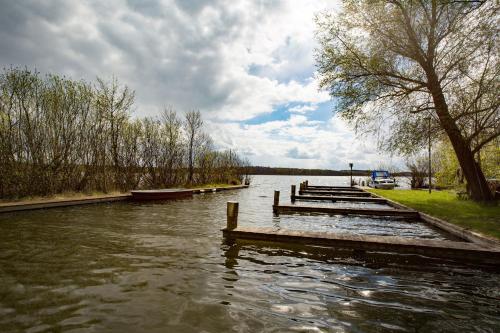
[{"x1": 315, "y1": 0, "x2": 499, "y2": 201}]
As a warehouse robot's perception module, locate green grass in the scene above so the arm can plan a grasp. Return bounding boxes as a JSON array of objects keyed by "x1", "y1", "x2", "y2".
[{"x1": 367, "y1": 189, "x2": 500, "y2": 239}]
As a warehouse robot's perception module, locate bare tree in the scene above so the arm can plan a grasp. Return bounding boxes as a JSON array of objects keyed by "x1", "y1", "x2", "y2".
[
  {"x1": 0, "y1": 68, "x2": 249, "y2": 199},
  {"x1": 184, "y1": 110, "x2": 203, "y2": 184}
]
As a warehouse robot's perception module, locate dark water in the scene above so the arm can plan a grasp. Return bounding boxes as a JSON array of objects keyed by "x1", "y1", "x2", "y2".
[{"x1": 0, "y1": 175, "x2": 499, "y2": 332}]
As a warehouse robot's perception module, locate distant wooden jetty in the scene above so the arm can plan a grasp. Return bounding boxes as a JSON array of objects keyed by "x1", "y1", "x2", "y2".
[
  {"x1": 0, "y1": 185, "x2": 249, "y2": 213},
  {"x1": 130, "y1": 189, "x2": 194, "y2": 200},
  {"x1": 300, "y1": 189, "x2": 371, "y2": 196},
  {"x1": 293, "y1": 194, "x2": 387, "y2": 203}
]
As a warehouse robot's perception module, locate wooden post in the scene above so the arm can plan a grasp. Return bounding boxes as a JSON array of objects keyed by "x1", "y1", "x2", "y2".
[
  {"x1": 291, "y1": 185, "x2": 296, "y2": 202},
  {"x1": 227, "y1": 201, "x2": 239, "y2": 230},
  {"x1": 273, "y1": 190, "x2": 280, "y2": 213},
  {"x1": 299, "y1": 182, "x2": 304, "y2": 194},
  {"x1": 305, "y1": 180, "x2": 308, "y2": 188}
]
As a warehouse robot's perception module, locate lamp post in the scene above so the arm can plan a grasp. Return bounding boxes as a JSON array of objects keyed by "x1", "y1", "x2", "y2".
[
  {"x1": 427, "y1": 117, "x2": 432, "y2": 194},
  {"x1": 349, "y1": 163, "x2": 353, "y2": 187}
]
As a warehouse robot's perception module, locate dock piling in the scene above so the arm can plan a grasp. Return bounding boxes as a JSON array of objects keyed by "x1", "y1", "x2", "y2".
[
  {"x1": 291, "y1": 185, "x2": 296, "y2": 202},
  {"x1": 227, "y1": 201, "x2": 239, "y2": 230},
  {"x1": 273, "y1": 190, "x2": 280, "y2": 213}
]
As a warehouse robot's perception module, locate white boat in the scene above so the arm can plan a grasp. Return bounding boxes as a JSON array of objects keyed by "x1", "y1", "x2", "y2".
[{"x1": 368, "y1": 170, "x2": 396, "y2": 189}]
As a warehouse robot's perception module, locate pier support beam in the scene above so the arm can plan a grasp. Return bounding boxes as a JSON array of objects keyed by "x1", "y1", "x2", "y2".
[
  {"x1": 227, "y1": 201, "x2": 239, "y2": 230},
  {"x1": 273, "y1": 191, "x2": 280, "y2": 213}
]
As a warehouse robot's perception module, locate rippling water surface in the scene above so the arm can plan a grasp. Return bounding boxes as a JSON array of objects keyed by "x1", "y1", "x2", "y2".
[{"x1": 0, "y1": 175, "x2": 499, "y2": 332}]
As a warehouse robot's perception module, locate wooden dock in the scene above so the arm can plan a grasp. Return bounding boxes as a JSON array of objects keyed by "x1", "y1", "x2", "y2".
[
  {"x1": 0, "y1": 185, "x2": 249, "y2": 214},
  {"x1": 299, "y1": 190, "x2": 372, "y2": 197},
  {"x1": 221, "y1": 182, "x2": 500, "y2": 266},
  {"x1": 293, "y1": 195, "x2": 387, "y2": 203},
  {"x1": 273, "y1": 204, "x2": 417, "y2": 218},
  {"x1": 222, "y1": 226, "x2": 500, "y2": 265},
  {"x1": 306, "y1": 185, "x2": 364, "y2": 191}
]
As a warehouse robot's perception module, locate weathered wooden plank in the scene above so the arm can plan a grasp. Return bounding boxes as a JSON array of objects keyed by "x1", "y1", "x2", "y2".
[
  {"x1": 300, "y1": 190, "x2": 372, "y2": 197},
  {"x1": 0, "y1": 195, "x2": 131, "y2": 213},
  {"x1": 306, "y1": 185, "x2": 364, "y2": 191},
  {"x1": 294, "y1": 195, "x2": 387, "y2": 203},
  {"x1": 274, "y1": 204, "x2": 418, "y2": 218},
  {"x1": 0, "y1": 185, "x2": 250, "y2": 214},
  {"x1": 222, "y1": 227, "x2": 500, "y2": 265}
]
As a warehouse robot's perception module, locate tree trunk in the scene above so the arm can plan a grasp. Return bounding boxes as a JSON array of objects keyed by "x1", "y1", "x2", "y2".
[{"x1": 426, "y1": 70, "x2": 493, "y2": 201}]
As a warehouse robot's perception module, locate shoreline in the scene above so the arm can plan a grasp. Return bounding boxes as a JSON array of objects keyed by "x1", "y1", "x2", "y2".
[
  {"x1": 0, "y1": 184, "x2": 249, "y2": 214},
  {"x1": 366, "y1": 188, "x2": 500, "y2": 247}
]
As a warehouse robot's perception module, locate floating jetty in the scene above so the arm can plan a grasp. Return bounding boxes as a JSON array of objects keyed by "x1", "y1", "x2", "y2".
[
  {"x1": 222, "y1": 181, "x2": 500, "y2": 266},
  {"x1": 131, "y1": 189, "x2": 194, "y2": 200}
]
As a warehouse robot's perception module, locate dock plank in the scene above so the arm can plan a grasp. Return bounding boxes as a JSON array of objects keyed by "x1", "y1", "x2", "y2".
[
  {"x1": 306, "y1": 185, "x2": 364, "y2": 191},
  {"x1": 294, "y1": 195, "x2": 387, "y2": 203},
  {"x1": 223, "y1": 227, "x2": 500, "y2": 265},
  {"x1": 274, "y1": 205, "x2": 418, "y2": 218},
  {"x1": 300, "y1": 190, "x2": 372, "y2": 197}
]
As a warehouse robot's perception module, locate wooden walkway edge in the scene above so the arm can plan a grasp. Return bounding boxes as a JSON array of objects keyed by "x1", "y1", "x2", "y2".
[
  {"x1": 273, "y1": 204, "x2": 418, "y2": 218},
  {"x1": 293, "y1": 195, "x2": 387, "y2": 203},
  {"x1": 222, "y1": 226, "x2": 500, "y2": 265},
  {"x1": 0, "y1": 185, "x2": 249, "y2": 214},
  {"x1": 306, "y1": 185, "x2": 364, "y2": 191},
  {"x1": 300, "y1": 190, "x2": 372, "y2": 197},
  {"x1": 0, "y1": 195, "x2": 131, "y2": 213}
]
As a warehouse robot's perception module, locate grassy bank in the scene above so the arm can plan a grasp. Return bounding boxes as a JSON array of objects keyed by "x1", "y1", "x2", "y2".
[{"x1": 367, "y1": 189, "x2": 500, "y2": 239}]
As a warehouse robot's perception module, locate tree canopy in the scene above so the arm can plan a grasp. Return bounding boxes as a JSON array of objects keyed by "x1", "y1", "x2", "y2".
[{"x1": 315, "y1": 0, "x2": 499, "y2": 201}]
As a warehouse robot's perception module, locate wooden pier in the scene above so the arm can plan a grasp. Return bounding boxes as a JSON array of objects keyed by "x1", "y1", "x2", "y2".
[
  {"x1": 222, "y1": 226, "x2": 500, "y2": 265},
  {"x1": 293, "y1": 195, "x2": 387, "y2": 204},
  {"x1": 0, "y1": 184, "x2": 249, "y2": 213},
  {"x1": 299, "y1": 189, "x2": 372, "y2": 196},
  {"x1": 273, "y1": 204, "x2": 418, "y2": 218},
  {"x1": 222, "y1": 181, "x2": 500, "y2": 266},
  {"x1": 305, "y1": 185, "x2": 364, "y2": 191}
]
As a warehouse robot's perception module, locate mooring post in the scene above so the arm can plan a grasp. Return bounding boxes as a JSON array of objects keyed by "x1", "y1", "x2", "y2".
[
  {"x1": 227, "y1": 201, "x2": 239, "y2": 230},
  {"x1": 299, "y1": 182, "x2": 304, "y2": 194},
  {"x1": 305, "y1": 180, "x2": 308, "y2": 188},
  {"x1": 273, "y1": 190, "x2": 280, "y2": 213},
  {"x1": 291, "y1": 185, "x2": 296, "y2": 202}
]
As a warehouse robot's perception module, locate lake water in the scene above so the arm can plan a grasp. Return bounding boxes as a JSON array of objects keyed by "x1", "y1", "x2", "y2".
[{"x1": 0, "y1": 175, "x2": 499, "y2": 332}]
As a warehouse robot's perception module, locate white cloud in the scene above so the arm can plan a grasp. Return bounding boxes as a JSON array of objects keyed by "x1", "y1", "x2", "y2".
[
  {"x1": 207, "y1": 114, "x2": 405, "y2": 170},
  {"x1": 0, "y1": 0, "x2": 405, "y2": 170}
]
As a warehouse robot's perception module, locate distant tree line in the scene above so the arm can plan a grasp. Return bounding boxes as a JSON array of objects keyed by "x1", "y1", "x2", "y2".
[
  {"x1": 246, "y1": 166, "x2": 410, "y2": 177},
  {"x1": 0, "y1": 68, "x2": 249, "y2": 199}
]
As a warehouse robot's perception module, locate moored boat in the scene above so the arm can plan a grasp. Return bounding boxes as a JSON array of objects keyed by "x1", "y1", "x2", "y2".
[
  {"x1": 131, "y1": 189, "x2": 193, "y2": 200},
  {"x1": 367, "y1": 170, "x2": 396, "y2": 189}
]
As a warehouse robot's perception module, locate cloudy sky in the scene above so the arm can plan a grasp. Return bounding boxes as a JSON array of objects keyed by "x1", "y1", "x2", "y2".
[{"x1": 0, "y1": 0, "x2": 403, "y2": 170}]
